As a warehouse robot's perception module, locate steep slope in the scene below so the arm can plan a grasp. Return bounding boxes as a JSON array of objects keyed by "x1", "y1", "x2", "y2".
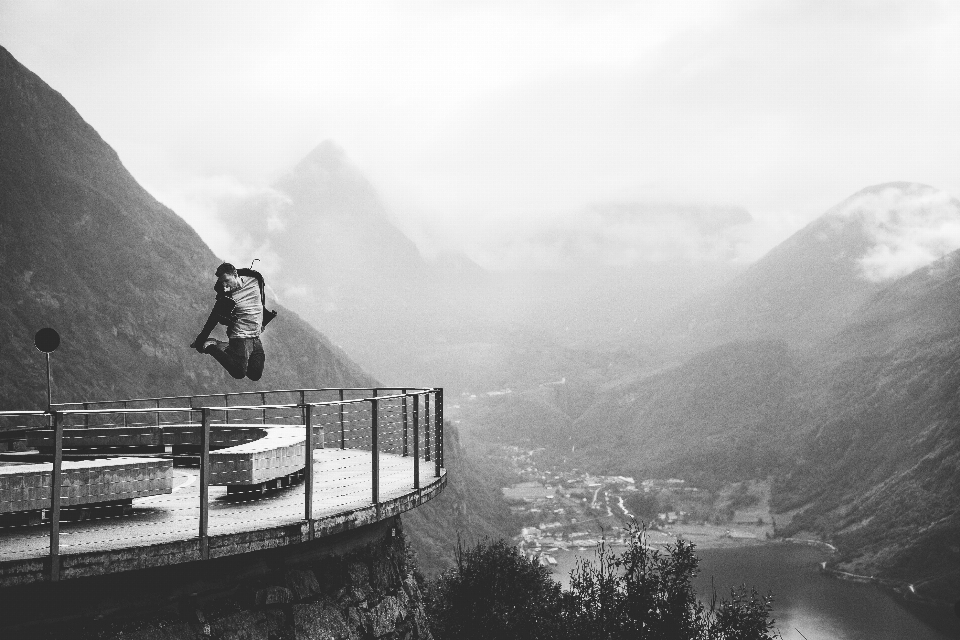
[
  {"x1": 0, "y1": 45, "x2": 373, "y2": 410},
  {"x1": 773, "y1": 249, "x2": 960, "y2": 604},
  {"x1": 568, "y1": 340, "x2": 815, "y2": 485},
  {"x1": 673, "y1": 182, "x2": 960, "y2": 354},
  {"x1": 403, "y1": 423, "x2": 519, "y2": 576}
]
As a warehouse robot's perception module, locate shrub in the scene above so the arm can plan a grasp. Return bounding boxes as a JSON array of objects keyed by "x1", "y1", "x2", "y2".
[
  {"x1": 427, "y1": 523, "x2": 780, "y2": 640},
  {"x1": 426, "y1": 537, "x2": 562, "y2": 640}
]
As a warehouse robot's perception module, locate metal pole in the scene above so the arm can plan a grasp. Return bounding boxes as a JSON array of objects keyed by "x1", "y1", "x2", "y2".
[
  {"x1": 299, "y1": 391, "x2": 305, "y2": 428},
  {"x1": 83, "y1": 402, "x2": 89, "y2": 428},
  {"x1": 435, "y1": 388, "x2": 443, "y2": 477},
  {"x1": 401, "y1": 390, "x2": 409, "y2": 456},
  {"x1": 412, "y1": 395, "x2": 420, "y2": 490},
  {"x1": 155, "y1": 399, "x2": 161, "y2": 427},
  {"x1": 261, "y1": 392, "x2": 266, "y2": 425},
  {"x1": 49, "y1": 410, "x2": 62, "y2": 582},
  {"x1": 199, "y1": 408, "x2": 210, "y2": 560},
  {"x1": 304, "y1": 403, "x2": 314, "y2": 538},
  {"x1": 339, "y1": 389, "x2": 345, "y2": 449},
  {"x1": 371, "y1": 398, "x2": 379, "y2": 505},
  {"x1": 424, "y1": 393, "x2": 431, "y2": 462},
  {"x1": 122, "y1": 401, "x2": 128, "y2": 428},
  {"x1": 45, "y1": 353, "x2": 52, "y2": 416}
]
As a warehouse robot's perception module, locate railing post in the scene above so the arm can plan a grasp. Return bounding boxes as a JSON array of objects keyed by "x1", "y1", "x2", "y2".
[
  {"x1": 199, "y1": 408, "x2": 210, "y2": 560},
  {"x1": 155, "y1": 399, "x2": 161, "y2": 427},
  {"x1": 371, "y1": 397, "x2": 379, "y2": 505},
  {"x1": 83, "y1": 402, "x2": 89, "y2": 428},
  {"x1": 49, "y1": 410, "x2": 62, "y2": 582},
  {"x1": 304, "y1": 403, "x2": 314, "y2": 539},
  {"x1": 435, "y1": 388, "x2": 443, "y2": 477},
  {"x1": 401, "y1": 390, "x2": 409, "y2": 457},
  {"x1": 338, "y1": 389, "x2": 345, "y2": 449},
  {"x1": 260, "y1": 392, "x2": 266, "y2": 425},
  {"x1": 122, "y1": 401, "x2": 128, "y2": 428},
  {"x1": 224, "y1": 394, "x2": 229, "y2": 424},
  {"x1": 424, "y1": 393, "x2": 431, "y2": 462},
  {"x1": 412, "y1": 394, "x2": 420, "y2": 490}
]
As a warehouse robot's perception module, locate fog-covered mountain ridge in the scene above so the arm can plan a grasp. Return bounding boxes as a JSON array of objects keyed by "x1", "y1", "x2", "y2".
[{"x1": 668, "y1": 181, "x2": 960, "y2": 356}]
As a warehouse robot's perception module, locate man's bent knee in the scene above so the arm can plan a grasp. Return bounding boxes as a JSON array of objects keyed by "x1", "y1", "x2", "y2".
[{"x1": 206, "y1": 342, "x2": 248, "y2": 379}]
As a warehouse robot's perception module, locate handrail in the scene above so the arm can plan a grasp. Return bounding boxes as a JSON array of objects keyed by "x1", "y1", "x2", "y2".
[
  {"x1": 49, "y1": 387, "x2": 434, "y2": 409},
  {"x1": 0, "y1": 387, "x2": 444, "y2": 582}
]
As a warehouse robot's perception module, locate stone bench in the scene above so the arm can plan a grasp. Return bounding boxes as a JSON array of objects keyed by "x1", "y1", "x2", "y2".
[
  {"x1": 27, "y1": 426, "x2": 266, "y2": 452},
  {"x1": 18, "y1": 424, "x2": 320, "y2": 498},
  {"x1": 210, "y1": 426, "x2": 321, "y2": 490},
  {"x1": 0, "y1": 457, "x2": 172, "y2": 514}
]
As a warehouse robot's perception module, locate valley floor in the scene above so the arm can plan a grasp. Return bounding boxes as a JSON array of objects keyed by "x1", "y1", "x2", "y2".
[{"x1": 497, "y1": 446, "x2": 780, "y2": 586}]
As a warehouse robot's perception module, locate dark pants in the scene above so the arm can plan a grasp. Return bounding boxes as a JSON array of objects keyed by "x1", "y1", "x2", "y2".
[{"x1": 206, "y1": 337, "x2": 265, "y2": 381}]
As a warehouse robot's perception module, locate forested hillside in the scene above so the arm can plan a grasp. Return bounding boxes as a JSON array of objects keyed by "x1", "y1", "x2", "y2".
[{"x1": 773, "y1": 250, "x2": 960, "y2": 601}]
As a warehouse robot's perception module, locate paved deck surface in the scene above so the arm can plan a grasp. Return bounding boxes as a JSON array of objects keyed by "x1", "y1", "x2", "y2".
[{"x1": 0, "y1": 448, "x2": 439, "y2": 562}]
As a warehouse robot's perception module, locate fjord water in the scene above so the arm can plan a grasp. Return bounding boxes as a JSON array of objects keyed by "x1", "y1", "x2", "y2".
[{"x1": 692, "y1": 544, "x2": 956, "y2": 640}]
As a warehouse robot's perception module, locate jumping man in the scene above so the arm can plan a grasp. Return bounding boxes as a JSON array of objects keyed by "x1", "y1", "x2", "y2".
[{"x1": 191, "y1": 262, "x2": 267, "y2": 380}]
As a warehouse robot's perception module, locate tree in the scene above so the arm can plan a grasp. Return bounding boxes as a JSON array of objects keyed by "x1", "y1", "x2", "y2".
[
  {"x1": 426, "y1": 524, "x2": 781, "y2": 640},
  {"x1": 560, "y1": 529, "x2": 708, "y2": 639},
  {"x1": 561, "y1": 523, "x2": 780, "y2": 640},
  {"x1": 426, "y1": 538, "x2": 562, "y2": 640},
  {"x1": 623, "y1": 493, "x2": 661, "y2": 522}
]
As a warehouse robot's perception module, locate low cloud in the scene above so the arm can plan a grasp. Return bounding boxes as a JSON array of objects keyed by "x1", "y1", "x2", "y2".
[
  {"x1": 836, "y1": 185, "x2": 960, "y2": 281},
  {"x1": 153, "y1": 174, "x2": 291, "y2": 276},
  {"x1": 466, "y1": 202, "x2": 754, "y2": 272}
]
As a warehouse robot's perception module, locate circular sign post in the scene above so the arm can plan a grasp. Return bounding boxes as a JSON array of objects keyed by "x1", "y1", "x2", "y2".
[{"x1": 34, "y1": 328, "x2": 60, "y2": 413}]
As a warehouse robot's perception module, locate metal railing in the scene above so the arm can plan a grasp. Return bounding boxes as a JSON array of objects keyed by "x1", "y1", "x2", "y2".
[{"x1": 0, "y1": 387, "x2": 444, "y2": 582}]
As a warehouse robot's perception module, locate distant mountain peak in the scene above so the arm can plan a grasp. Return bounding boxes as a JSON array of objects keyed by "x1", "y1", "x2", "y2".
[
  {"x1": 276, "y1": 139, "x2": 368, "y2": 199},
  {"x1": 299, "y1": 140, "x2": 348, "y2": 169}
]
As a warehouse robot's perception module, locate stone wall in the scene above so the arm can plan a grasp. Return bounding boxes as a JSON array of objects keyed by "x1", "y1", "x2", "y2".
[{"x1": 0, "y1": 516, "x2": 433, "y2": 640}]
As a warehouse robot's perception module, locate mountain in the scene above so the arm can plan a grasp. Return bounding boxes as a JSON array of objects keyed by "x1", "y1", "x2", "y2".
[
  {"x1": 221, "y1": 141, "x2": 482, "y2": 387},
  {"x1": 672, "y1": 182, "x2": 960, "y2": 355},
  {"x1": 229, "y1": 139, "x2": 427, "y2": 303},
  {"x1": 773, "y1": 248, "x2": 960, "y2": 604},
  {"x1": 520, "y1": 187, "x2": 960, "y2": 607},
  {"x1": 563, "y1": 339, "x2": 814, "y2": 484},
  {"x1": 0, "y1": 44, "x2": 374, "y2": 410}
]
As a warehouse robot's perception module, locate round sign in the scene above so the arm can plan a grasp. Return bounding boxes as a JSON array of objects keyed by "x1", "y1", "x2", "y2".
[{"x1": 34, "y1": 328, "x2": 61, "y2": 353}]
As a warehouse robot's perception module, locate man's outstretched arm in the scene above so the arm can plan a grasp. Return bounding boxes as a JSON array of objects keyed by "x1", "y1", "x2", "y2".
[{"x1": 190, "y1": 296, "x2": 235, "y2": 352}]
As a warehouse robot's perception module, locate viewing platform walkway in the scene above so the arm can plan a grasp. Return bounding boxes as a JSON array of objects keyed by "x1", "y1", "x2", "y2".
[{"x1": 0, "y1": 388, "x2": 445, "y2": 586}]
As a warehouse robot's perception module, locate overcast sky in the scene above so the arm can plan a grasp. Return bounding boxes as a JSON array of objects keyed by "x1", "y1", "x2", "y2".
[{"x1": 3, "y1": 0, "x2": 960, "y2": 267}]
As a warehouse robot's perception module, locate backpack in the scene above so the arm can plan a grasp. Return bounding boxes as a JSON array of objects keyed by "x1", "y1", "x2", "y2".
[{"x1": 213, "y1": 268, "x2": 278, "y2": 330}]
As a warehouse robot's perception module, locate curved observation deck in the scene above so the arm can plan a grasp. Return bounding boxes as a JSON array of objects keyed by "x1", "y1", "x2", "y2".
[{"x1": 0, "y1": 387, "x2": 445, "y2": 586}]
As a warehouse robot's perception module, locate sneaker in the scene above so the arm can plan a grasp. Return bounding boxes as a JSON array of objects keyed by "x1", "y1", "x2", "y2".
[{"x1": 202, "y1": 339, "x2": 219, "y2": 352}]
